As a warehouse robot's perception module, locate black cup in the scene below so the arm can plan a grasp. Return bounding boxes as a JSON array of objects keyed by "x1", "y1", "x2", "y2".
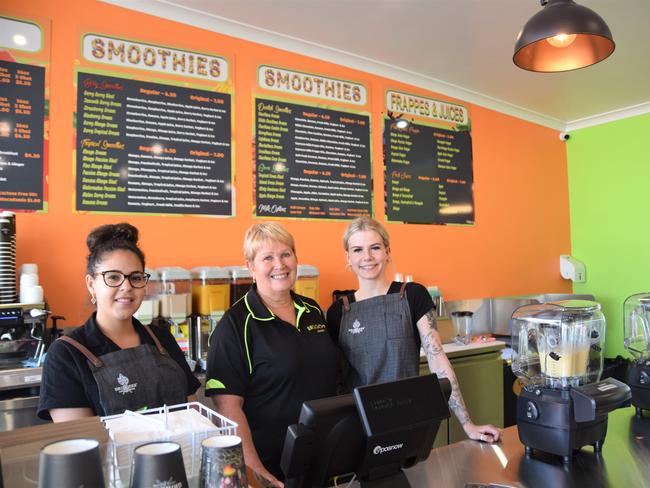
[
  {"x1": 131, "y1": 441, "x2": 188, "y2": 488},
  {"x1": 38, "y1": 438, "x2": 105, "y2": 488}
]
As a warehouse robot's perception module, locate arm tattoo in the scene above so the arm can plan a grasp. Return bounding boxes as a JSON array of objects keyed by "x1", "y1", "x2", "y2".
[
  {"x1": 418, "y1": 310, "x2": 471, "y2": 425},
  {"x1": 425, "y1": 309, "x2": 438, "y2": 330},
  {"x1": 422, "y1": 331, "x2": 443, "y2": 361},
  {"x1": 430, "y1": 366, "x2": 470, "y2": 425},
  {"x1": 421, "y1": 311, "x2": 441, "y2": 362},
  {"x1": 447, "y1": 375, "x2": 471, "y2": 426}
]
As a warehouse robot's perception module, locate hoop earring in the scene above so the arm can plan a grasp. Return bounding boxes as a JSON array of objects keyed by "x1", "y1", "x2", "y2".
[{"x1": 90, "y1": 296, "x2": 96, "y2": 305}]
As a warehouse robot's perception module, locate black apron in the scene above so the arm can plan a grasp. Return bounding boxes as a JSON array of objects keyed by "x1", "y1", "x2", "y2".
[
  {"x1": 59, "y1": 323, "x2": 188, "y2": 416},
  {"x1": 339, "y1": 282, "x2": 419, "y2": 390}
]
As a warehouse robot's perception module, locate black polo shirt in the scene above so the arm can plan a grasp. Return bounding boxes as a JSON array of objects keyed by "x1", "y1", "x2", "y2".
[
  {"x1": 205, "y1": 285, "x2": 338, "y2": 478},
  {"x1": 37, "y1": 314, "x2": 200, "y2": 420}
]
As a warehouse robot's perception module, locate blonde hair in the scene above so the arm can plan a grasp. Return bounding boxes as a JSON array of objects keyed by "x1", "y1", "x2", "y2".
[
  {"x1": 243, "y1": 222, "x2": 296, "y2": 262},
  {"x1": 342, "y1": 217, "x2": 390, "y2": 251}
]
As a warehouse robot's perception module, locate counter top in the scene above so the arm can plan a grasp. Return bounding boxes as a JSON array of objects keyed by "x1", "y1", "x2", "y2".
[
  {"x1": 0, "y1": 367, "x2": 42, "y2": 391},
  {"x1": 403, "y1": 406, "x2": 650, "y2": 487},
  {"x1": 419, "y1": 340, "x2": 506, "y2": 360},
  {"x1": 442, "y1": 340, "x2": 506, "y2": 356}
]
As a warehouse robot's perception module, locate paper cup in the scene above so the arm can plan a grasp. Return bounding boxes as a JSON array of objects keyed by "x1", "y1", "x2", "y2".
[
  {"x1": 38, "y1": 438, "x2": 105, "y2": 488},
  {"x1": 131, "y1": 441, "x2": 188, "y2": 488},
  {"x1": 199, "y1": 435, "x2": 247, "y2": 488},
  {"x1": 20, "y1": 263, "x2": 38, "y2": 275},
  {"x1": 20, "y1": 272, "x2": 38, "y2": 287},
  {"x1": 20, "y1": 285, "x2": 43, "y2": 304}
]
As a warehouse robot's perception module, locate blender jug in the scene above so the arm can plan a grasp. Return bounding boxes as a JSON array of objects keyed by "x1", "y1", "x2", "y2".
[
  {"x1": 624, "y1": 294, "x2": 650, "y2": 358},
  {"x1": 451, "y1": 311, "x2": 473, "y2": 345}
]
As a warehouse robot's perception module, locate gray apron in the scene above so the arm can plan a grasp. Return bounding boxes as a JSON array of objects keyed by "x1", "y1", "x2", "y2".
[
  {"x1": 59, "y1": 324, "x2": 188, "y2": 416},
  {"x1": 339, "y1": 282, "x2": 419, "y2": 390}
]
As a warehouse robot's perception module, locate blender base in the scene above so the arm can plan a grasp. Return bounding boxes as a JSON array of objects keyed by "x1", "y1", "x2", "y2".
[
  {"x1": 628, "y1": 363, "x2": 650, "y2": 417},
  {"x1": 517, "y1": 389, "x2": 609, "y2": 464}
]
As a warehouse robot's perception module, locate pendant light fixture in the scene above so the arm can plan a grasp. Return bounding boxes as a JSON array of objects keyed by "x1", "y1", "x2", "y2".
[{"x1": 514, "y1": 0, "x2": 615, "y2": 72}]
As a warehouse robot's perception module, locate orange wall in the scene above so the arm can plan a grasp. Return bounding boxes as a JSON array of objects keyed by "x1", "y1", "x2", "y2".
[{"x1": 2, "y1": 0, "x2": 571, "y2": 326}]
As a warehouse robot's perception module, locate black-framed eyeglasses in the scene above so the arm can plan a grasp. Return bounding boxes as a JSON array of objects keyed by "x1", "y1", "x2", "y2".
[{"x1": 95, "y1": 270, "x2": 150, "y2": 288}]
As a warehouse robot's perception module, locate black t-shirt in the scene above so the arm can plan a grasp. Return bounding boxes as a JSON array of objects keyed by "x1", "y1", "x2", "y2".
[
  {"x1": 205, "y1": 285, "x2": 338, "y2": 479},
  {"x1": 37, "y1": 314, "x2": 200, "y2": 420},
  {"x1": 325, "y1": 281, "x2": 435, "y2": 345}
]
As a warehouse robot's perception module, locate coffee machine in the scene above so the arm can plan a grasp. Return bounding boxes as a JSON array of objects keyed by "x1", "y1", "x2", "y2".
[
  {"x1": 0, "y1": 302, "x2": 60, "y2": 430},
  {"x1": 511, "y1": 300, "x2": 631, "y2": 464},
  {"x1": 623, "y1": 293, "x2": 650, "y2": 416}
]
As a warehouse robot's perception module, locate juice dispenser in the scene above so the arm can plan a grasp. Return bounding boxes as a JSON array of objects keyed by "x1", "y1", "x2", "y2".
[
  {"x1": 623, "y1": 293, "x2": 650, "y2": 416},
  {"x1": 157, "y1": 267, "x2": 193, "y2": 364},
  {"x1": 511, "y1": 300, "x2": 630, "y2": 464},
  {"x1": 191, "y1": 266, "x2": 230, "y2": 370},
  {"x1": 229, "y1": 266, "x2": 253, "y2": 306},
  {"x1": 294, "y1": 265, "x2": 319, "y2": 301},
  {"x1": 133, "y1": 268, "x2": 161, "y2": 326}
]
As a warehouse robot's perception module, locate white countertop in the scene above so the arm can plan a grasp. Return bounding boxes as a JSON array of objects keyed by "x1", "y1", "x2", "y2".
[
  {"x1": 420, "y1": 340, "x2": 507, "y2": 357},
  {"x1": 442, "y1": 339, "x2": 506, "y2": 354}
]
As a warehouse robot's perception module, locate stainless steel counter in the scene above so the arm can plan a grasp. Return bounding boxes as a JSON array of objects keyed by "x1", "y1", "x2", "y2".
[
  {"x1": 403, "y1": 406, "x2": 650, "y2": 487},
  {"x1": 0, "y1": 367, "x2": 42, "y2": 391}
]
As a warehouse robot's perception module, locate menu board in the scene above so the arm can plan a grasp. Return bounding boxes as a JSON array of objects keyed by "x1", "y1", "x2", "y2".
[
  {"x1": 0, "y1": 59, "x2": 45, "y2": 210},
  {"x1": 76, "y1": 72, "x2": 232, "y2": 215},
  {"x1": 254, "y1": 98, "x2": 371, "y2": 219},
  {"x1": 385, "y1": 120, "x2": 474, "y2": 225}
]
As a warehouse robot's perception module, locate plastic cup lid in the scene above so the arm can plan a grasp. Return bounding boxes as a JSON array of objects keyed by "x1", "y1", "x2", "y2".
[
  {"x1": 297, "y1": 264, "x2": 319, "y2": 277},
  {"x1": 191, "y1": 266, "x2": 230, "y2": 280},
  {"x1": 156, "y1": 266, "x2": 191, "y2": 281}
]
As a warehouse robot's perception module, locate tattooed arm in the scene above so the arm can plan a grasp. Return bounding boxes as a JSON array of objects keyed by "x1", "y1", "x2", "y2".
[{"x1": 416, "y1": 310, "x2": 501, "y2": 442}]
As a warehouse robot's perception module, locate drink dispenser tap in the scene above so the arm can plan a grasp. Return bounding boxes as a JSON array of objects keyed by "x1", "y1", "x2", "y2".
[
  {"x1": 191, "y1": 266, "x2": 230, "y2": 370},
  {"x1": 157, "y1": 267, "x2": 193, "y2": 365}
]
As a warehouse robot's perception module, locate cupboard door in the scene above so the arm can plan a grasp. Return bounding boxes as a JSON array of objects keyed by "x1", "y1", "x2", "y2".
[{"x1": 448, "y1": 351, "x2": 504, "y2": 444}]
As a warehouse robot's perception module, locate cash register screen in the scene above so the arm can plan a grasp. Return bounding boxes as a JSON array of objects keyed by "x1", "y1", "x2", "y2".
[{"x1": 281, "y1": 374, "x2": 450, "y2": 488}]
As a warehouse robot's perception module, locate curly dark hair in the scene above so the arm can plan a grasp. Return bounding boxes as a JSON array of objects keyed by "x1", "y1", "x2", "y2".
[{"x1": 86, "y1": 223, "x2": 145, "y2": 275}]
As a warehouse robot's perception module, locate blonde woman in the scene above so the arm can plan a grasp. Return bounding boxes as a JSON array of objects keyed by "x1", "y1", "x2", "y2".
[
  {"x1": 326, "y1": 217, "x2": 500, "y2": 444},
  {"x1": 205, "y1": 222, "x2": 338, "y2": 487}
]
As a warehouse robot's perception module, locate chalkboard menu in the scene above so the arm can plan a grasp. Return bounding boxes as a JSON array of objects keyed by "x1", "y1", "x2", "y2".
[
  {"x1": 384, "y1": 120, "x2": 474, "y2": 225},
  {"x1": 76, "y1": 72, "x2": 232, "y2": 215},
  {"x1": 254, "y1": 98, "x2": 371, "y2": 219},
  {"x1": 0, "y1": 60, "x2": 45, "y2": 210}
]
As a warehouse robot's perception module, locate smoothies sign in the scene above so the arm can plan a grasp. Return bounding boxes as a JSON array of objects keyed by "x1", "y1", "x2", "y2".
[
  {"x1": 75, "y1": 33, "x2": 233, "y2": 216},
  {"x1": 258, "y1": 66, "x2": 367, "y2": 105},
  {"x1": 384, "y1": 90, "x2": 474, "y2": 225},
  {"x1": 254, "y1": 66, "x2": 372, "y2": 220},
  {"x1": 83, "y1": 34, "x2": 228, "y2": 81}
]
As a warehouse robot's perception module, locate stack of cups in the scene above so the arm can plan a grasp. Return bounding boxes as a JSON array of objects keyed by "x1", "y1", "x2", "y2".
[
  {"x1": 0, "y1": 212, "x2": 16, "y2": 304},
  {"x1": 20, "y1": 263, "x2": 43, "y2": 304}
]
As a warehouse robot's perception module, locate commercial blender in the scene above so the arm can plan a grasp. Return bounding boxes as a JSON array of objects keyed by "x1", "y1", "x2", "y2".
[
  {"x1": 511, "y1": 300, "x2": 631, "y2": 463},
  {"x1": 623, "y1": 293, "x2": 650, "y2": 416}
]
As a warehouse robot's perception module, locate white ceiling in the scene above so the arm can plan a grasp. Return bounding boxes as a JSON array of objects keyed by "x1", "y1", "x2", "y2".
[{"x1": 105, "y1": 0, "x2": 650, "y2": 131}]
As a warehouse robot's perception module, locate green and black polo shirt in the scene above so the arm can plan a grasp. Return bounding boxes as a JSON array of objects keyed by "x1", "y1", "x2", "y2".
[{"x1": 205, "y1": 284, "x2": 338, "y2": 479}]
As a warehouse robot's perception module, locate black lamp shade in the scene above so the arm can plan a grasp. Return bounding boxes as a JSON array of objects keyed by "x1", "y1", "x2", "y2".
[{"x1": 514, "y1": 0, "x2": 615, "y2": 72}]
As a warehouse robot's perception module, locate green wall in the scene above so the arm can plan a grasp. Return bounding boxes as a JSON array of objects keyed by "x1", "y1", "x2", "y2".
[{"x1": 568, "y1": 112, "x2": 650, "y2": 356}]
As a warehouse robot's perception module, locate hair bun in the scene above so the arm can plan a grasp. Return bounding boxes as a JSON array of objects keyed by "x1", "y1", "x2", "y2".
[{"x1": 87, "y1": 223, "x2": 139, "y2": 252}]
